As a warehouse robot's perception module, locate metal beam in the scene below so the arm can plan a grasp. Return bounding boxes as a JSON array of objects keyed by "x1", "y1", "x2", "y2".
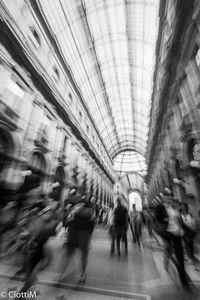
[
  {"x1": 29, "y1": 0, "x2": 113, "y2": 164},
  {"x1": 79, "y1": 0, "x2": 120, "y2": 148}
]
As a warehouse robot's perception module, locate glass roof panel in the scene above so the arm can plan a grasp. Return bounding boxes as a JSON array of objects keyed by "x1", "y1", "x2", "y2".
[
  {"x1": 39, "y1": 0, "x2": 160, "y2": 174},
  {"x1": 113, "y1": 151, "x2": 147, "y2": 174}
]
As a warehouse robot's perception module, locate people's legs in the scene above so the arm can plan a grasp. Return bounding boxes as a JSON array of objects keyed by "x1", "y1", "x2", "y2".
[
  {"x1": 59, "y1": 245, "x2": 75, "y2": 277},
  {"x1": 130, "y1": 223, "x2": 136, "y2": 243},
  {"x1": 134, "y1": 223, "x2": 138, "y2": 244},
  {"x1": 80, "y1": 249, "x2": 88, "y2": 280},
  {"x1": 122, "y1": 227, "x2": 128, "y2": 253},
  {"x1": 147, "y1": 220, "x2": 152, "y2": 237},
  {"x1": 20, "y1": 246, "x2": 43, "y2": 292},
  {"x1": 79, "y1": 231, "x2": 92, "y2": 282},
  {"x1": 137, "y1": 222, "x2": 142, "y2": 245},
  {"x1": 15, "y1": 253, "x2": 27, "y2": 275},
  {"x1": 172, "y1": 235, "x2": 189, "y2": 286},
  {"x1": 110, "y1": 226, "x2": 115, "y2": 254},
  {"x1": 115, "y1": 226, "x2": 121, "y2": 255},
  {"x1": 184, "y1": 235, "x2": 200, "y2": 268},
  {"x1": 135, "y1": 222, "x2": 140, "y2": 245},
  {"x1": 163, "y1": 237, "x2": 172, "y2": 271}
]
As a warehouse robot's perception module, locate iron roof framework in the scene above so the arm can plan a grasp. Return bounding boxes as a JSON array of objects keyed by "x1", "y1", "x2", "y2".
[{"x1": 36, "y1": 0, "x2": 160, "y2": 187}]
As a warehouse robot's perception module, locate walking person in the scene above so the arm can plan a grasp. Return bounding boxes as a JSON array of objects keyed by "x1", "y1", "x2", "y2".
[
  {"x1": 180, "y1": 202, "x2": 199, "y2": 270},
  {"x1": 19, "y1": 205, "x2": 60, "y2": 293},
  {"x1": 153, "y1": 201, "x2": 190, "y2": 289},
  {"x1": 59, "y1": 195, "x2": 95, "y2": 283},
  {"x1": 130, "y1": 204, "x2": 145, "y2": 246},
  {"x1": 113, "y1": 198, "x2": 128, "y2": 256},
  {"x1": 107, "y1": 204, "x2": 115, "y2": 255}
]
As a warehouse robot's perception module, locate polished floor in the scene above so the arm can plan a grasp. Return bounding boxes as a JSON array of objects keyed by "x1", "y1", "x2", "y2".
[{"x1": 0, "y1": 226, "x2": 199, "y2": 300}]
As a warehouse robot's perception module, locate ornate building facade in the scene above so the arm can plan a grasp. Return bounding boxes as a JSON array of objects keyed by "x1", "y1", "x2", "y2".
[
  {"x1": 146, "y1": 0, "x2": 200, "y2": 220},
  {"x1": 0, "y1": 0, "x2": 114, "y2": 208}
]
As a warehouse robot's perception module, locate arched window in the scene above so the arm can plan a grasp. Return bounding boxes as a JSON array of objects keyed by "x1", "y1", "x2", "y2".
[{"x1": 30, "y1": 152, "x2": 46, "y2": 172}]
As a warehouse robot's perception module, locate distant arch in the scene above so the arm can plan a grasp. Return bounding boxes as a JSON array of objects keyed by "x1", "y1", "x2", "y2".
[{"x1": 129, "y1": 190, "x2": 142, "y2": 211}]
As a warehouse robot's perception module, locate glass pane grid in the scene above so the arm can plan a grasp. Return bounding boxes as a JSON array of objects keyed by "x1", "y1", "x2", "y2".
[{"x1": 39, "y1": 0, "x2": 160, "y2": 172}]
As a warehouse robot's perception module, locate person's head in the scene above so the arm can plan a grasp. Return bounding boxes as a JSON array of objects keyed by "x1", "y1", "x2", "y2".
[{"x1": 116, "y1": 198, "x2": 121, "y2": 206}]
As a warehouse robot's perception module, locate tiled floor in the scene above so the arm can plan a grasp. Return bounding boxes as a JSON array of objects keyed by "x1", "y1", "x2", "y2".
[{"x1": 0, "y1": 227, "x2": 199, "y2": 300}]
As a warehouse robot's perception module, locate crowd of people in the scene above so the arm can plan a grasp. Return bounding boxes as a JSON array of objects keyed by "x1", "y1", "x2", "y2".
[
  {"x1": 0, "y1": 171, "x2": 97, "y2": 296},
  {"x1": 106, "y1": 197, "x2": 200, "y2": 291},
  {"x1": 0, "y1": 173, "x2": 200, "y2": 295}
]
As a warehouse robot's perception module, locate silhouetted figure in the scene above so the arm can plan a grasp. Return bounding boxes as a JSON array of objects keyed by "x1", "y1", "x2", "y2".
[
  {"x1": 180, "y1": 203, "x2": 199, "y2": 269},
  {"x1": 59, "y1": 196, "x2": 95, "y2": 283},
  {"x1": 19, "y1": 206, "x2": 59, "y2": 293},
  {"x1": 153, "y1": 201, "x2": 190, "y2": 289},
  {"x1": 113, "y1": 198, "x2": 128, "y2": 256},
  {"x1": 130, "y1": 204, "x2": 145, "y2": 246}
]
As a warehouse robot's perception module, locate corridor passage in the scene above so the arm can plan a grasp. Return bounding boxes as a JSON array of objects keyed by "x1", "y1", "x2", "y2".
[{"x1": 0, "y1": 226, "x2": 199, "y2": 300}]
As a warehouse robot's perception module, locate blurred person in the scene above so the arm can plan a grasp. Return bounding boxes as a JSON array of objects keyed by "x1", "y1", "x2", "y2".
[
  {"x1": 154, "y1": 201, "x2": 190, "y2": 288},
  {"x1": 38, "y1": 201, "x2": 61, "y2": 270},
  {"x1": 166, "y1": 201, "x2": 190, "y2": 287},
  {"x1": 98, "y1": 206, "x2": 104, "y2": 224},
  {"x1": 153, "y1": 202, "x2": 171, "y2": 270},
  {"x1": 59, "y1": 194, "x2": 95, "y2": 283},
  {"x1": 107, "y1": 204, "x2": 116, "y2": 255},
  {"x1": 180, "y1": 203, "x2": 199, "y2": 270},
  {"x1": 113, "y1": 198, "x2": 128, "y2": 256},
  {"x1": 130, "y1": 204, "x2": 145, "y2": 246},
  {"x1": 103, "y1": 207, "x2": 109, "y2": 226},
  {"x1": 144, "y1": 208, "x2": 153, "y2": 237},
  {"x1": 18, "y1": 204, "x2": 59, "y2": 293},
  {"x1": 0, "y1": 200, "x2": 18, "y2": 255}
]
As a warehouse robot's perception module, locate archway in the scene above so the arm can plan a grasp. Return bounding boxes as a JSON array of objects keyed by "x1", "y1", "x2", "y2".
[
  {"x1": 129, "y1": 191, "x2": 142, "y2": 211},
  {"x1": 30, "y1": 151, "x2": 46, "y2": 171}
]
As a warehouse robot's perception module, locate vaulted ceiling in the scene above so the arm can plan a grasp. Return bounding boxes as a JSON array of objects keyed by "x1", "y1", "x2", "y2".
[{"x1": 38, "y1": 0, "x2": 160, "y2": 183}]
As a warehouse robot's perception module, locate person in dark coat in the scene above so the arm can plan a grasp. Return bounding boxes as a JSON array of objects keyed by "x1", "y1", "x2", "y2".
[
  {"x1": 112, "y1": 198, "x2": 128, "y2": 256},
  {"x1": 19, "y1": 205, "x2": 59, "y2": 292},
  {"x1": 59, "y1": 195, "x2": 95, "y2": 283}
]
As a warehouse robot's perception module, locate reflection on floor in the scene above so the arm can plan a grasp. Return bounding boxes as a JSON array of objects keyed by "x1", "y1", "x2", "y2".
[{"x1": 0, "y1": 227, "x2": 199, "y2": 300}]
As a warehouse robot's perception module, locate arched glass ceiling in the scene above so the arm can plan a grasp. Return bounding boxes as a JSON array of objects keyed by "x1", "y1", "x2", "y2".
[
  {"x1": 116, "y1": 171, "x2": 145, "y2": 194},
  {"x1": 114, "y1": 151, "x2": 146, "y2": 193},
  {"x1": 39, "y1": 0, "x2": 160, "y2": 167},
  {"x1": 113, "y1": 151, "x2": 147, "y2": 177}
]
